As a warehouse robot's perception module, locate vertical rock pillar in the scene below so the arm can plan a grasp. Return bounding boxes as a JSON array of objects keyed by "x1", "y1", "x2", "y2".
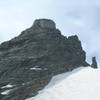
[{"x1": 91, "y1": 57, "x2": 98, "y2": 68}]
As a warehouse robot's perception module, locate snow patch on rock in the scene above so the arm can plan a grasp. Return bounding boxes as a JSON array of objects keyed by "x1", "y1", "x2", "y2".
[
  {"x1": 1, "y1": 89, "x2": 12, "y2": 95},
  {"x1": 1, "y1": 84, "x2": 14, "y2": 89}
]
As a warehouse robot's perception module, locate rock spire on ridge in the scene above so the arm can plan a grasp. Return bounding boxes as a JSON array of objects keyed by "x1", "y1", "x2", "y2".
[{"x1": 91, "y1": 57, "x2": 98, "y2": 68}]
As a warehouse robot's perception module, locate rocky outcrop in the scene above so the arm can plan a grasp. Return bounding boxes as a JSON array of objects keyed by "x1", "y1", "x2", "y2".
[
  {"x1": 0, "y1": 19, "x2": 89, "y2": 100},
  {"x1": 91, "y1": 57, "x2": 98, "y2": 68},
  {"x1": 33, "y1": 19, "x2": 56, "y2": 29}
]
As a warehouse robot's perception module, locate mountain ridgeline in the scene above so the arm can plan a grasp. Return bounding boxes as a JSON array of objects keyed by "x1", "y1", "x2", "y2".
[{"x1": 0, "y1": 19, "x2": 89, "y2": 100}]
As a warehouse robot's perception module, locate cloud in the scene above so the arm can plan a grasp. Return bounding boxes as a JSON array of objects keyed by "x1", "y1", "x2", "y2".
[{"x1": 0, "y1": 0, "x2": 100, "y2": 64}]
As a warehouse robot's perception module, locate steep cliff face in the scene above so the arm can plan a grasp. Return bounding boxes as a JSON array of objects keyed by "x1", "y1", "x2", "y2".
[{"x1": 0, "y1": 19, "x2": 89, "y2": 100}]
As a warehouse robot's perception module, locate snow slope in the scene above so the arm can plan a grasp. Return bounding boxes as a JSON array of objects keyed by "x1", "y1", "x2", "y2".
[{"x1": 26, "y1": 67, "x2": 100, "y2": 100}]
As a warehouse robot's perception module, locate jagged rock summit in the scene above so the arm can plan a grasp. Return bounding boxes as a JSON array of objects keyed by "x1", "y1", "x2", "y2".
[{"x1": 0, "y1": 19, "x2": 89, "y2": 100}]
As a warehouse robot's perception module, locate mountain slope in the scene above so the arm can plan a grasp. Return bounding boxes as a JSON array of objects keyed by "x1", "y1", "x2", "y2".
[
  {"x1": 0, "y1": 19, "x2": 89, "y2": 100},
  {"x1": 26, "y1": 67, "x2": 100, "y2": 100}
]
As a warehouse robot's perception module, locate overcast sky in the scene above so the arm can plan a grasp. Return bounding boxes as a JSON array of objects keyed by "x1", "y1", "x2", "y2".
[{"x1": 0, "y1": 0, "x2": 100, "y2": 64}]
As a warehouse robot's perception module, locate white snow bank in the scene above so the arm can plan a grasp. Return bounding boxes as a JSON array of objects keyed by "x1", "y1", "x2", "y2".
[{"x1": 26, "y1": 67, "x2": 100, "y2": 100}]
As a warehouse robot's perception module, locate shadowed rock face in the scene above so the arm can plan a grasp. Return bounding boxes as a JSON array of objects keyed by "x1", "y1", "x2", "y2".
[{"x1": 0, "y1": 19, "x2": 89, "y2": 100}]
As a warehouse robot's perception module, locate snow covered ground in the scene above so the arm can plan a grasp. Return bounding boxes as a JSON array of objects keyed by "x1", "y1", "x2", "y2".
[{"x1": 26, "y1": 66, "x2": 100, "y2": 100}]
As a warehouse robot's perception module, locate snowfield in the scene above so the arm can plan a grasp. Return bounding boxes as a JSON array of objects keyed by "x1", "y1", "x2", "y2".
[{"x1": 26, "y1": 66, "x2": 100, "y2": 100}]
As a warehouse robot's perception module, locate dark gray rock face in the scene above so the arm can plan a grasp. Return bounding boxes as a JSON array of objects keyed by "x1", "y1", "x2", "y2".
[
  {"x1": 0, "y1": 19, "x2": 89, "y2": 100},
  {"x1": 91, "y1": 57, "x2": 98, "y2": 68},
  {"x1": 33, "y1": 19, "x2": 56, "y2": 29}
]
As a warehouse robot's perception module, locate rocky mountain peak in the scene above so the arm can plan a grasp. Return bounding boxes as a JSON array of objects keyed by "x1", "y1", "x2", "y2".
[
  {"x1": 0, "y1": 19, "x2": 89, "y2": 100},
  {"x1": 32, "y1": 19, "x2": 56, "y2": 29}
]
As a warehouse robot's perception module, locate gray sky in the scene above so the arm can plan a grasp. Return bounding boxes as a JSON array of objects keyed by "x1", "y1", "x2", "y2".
[{"x1": 0, "y1": 0, "x2": 100, "y2": 65}]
